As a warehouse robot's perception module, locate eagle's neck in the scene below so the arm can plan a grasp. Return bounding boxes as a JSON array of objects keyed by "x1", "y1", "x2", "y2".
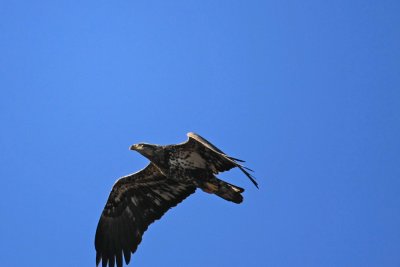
[{"x1": 146, "y1": 148, "x2": 169, "y2": 174}]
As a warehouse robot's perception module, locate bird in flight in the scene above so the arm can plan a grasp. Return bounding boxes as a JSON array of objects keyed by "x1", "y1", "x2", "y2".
[{"x1": 95, "y1": 132, "x2": 258, "y2": 267}]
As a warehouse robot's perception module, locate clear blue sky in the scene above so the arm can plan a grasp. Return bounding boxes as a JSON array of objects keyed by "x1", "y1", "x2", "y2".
[{"x1": 1, "y1": 0, "x2": 399, "y2": 266}]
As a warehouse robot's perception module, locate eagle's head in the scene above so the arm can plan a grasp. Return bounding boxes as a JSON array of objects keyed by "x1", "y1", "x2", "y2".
[{"x1": 130, "y1": 143, "x2": 159, "y2": 159}]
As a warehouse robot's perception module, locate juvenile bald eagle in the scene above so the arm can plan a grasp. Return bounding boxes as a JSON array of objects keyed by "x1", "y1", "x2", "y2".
[{"x1": 95, "y1": 132, "x2": 258, "y2": 267}]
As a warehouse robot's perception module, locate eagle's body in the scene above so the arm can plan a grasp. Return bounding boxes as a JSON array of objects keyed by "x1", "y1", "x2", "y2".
[{"x1": 95, "y1": 132, "x2": 258, "y2": 267}]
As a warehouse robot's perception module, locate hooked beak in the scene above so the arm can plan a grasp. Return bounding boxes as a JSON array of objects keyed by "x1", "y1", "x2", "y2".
[{"x1": 130, "y1": 144, "x2": 140, "y2": 151}]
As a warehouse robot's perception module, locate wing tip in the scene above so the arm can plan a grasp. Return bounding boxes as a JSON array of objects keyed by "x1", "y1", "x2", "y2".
[
  {"x1": 228, "y1": 156, "x2": 246, "y2": 163},
  {"x1": 96, "y1": 253, "x2": 101, "y2": 266},
  {"x1": 238, "y1": 165, "x2": 259, "y2": 189}
]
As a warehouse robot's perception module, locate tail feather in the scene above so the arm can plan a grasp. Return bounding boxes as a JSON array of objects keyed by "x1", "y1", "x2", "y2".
[{"x1": 200, "y1": 177, "x2": 244, "y2": 204}]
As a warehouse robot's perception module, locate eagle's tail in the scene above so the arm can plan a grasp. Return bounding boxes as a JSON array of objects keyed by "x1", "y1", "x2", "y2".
[{"x1": 199, "y1": 176, "x2": 244, "y2": 204}]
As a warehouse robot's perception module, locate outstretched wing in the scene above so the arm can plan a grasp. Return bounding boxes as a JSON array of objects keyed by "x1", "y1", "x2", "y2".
[
  {"x1": 177, "y1": 132, "x2": 258, "y2": 188},
  {"x1": 95, "y1": 163, "x2": 196, "y2": 267}
]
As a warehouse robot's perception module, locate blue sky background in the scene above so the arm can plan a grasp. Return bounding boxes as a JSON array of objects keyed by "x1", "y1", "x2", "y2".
[{"x1": 1, "y1": 0, "x2": 399, "y2": 266}]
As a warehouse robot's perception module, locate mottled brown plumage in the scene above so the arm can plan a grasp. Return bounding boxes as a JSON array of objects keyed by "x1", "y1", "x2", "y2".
[{"x1": 95, "y1": 132, "x2": 257, "y2": 267}]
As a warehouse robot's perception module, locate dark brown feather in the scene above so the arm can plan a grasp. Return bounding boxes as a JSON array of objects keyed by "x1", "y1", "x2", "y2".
[
  {"x1": 175, "y1": 132, "x2": 259, "y2": 188},
  {"x1": 95, "y1": 163, "x2": 196, "y2": 267}
]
